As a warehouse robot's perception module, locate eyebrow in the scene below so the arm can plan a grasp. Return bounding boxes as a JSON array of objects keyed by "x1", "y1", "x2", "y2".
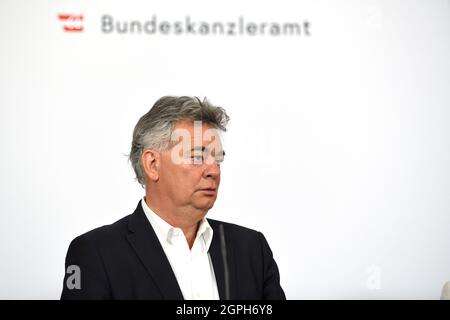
[
  {"x1": 190, "y1": 146, "x2": 225, "y2": 156},
  {"x1": 191, "y1": 146, "x2": 206, "y2": 152}
]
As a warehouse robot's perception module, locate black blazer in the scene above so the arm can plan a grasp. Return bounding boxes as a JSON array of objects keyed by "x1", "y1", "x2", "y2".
[{"x1": 61, "y1": 202, "x2": 286, "y2": 300}]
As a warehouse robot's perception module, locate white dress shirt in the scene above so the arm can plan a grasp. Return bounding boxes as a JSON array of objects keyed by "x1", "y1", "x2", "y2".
[{"x1": 141, "y1": 198, "x2": 220, "y2": 300}]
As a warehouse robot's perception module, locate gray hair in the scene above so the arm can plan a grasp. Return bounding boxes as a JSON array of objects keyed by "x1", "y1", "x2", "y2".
[{"x1": 129, "y1": 96, "x2": 230, "y2": 186}]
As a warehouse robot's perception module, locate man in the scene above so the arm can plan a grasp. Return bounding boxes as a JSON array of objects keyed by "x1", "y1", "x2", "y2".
[{"x1": 61, "y1": 96, "x2": 285, "y2": 300}]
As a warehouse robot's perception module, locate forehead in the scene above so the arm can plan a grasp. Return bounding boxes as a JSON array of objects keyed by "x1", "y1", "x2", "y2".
[{"x1": 174, "y1": 121, "x2": 223, "y2": 144}]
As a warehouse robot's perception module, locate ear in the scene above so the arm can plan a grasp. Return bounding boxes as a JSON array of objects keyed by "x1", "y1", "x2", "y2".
[{"x1": 141, "y1": 149, "x2": 160, "y2": 182}]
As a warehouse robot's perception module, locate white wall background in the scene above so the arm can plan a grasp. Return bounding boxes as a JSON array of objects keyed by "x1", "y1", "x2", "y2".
[{"x1": 0, "y1": 0, "x2": 449, "y2": 299}]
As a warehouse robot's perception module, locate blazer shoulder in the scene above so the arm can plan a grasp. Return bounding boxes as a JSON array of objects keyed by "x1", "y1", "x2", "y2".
[
  {"x1": 207, "y1": 218, "x2": 262, "y2": 242},
  {"x1": 68, "y1": 213, "x2": 132, "y2": 249}
]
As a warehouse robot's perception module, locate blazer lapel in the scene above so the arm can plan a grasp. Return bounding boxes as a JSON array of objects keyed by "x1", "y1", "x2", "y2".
[
  {"x1": 126, "y1": 202, "x2": 184, "y2": 300},
  {"x1": 209, "y1": 220, "x2": 236, "y2": 300}
]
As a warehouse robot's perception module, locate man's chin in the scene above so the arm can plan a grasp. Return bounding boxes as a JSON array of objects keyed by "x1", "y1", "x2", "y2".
[{"x1": 192, "y1": 199, "x2": 216, "y2": 211}]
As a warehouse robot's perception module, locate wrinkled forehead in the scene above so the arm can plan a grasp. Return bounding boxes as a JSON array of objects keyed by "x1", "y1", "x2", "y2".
[{"x1": 172, "y1": 120, "x2": 225, "y2": 149}]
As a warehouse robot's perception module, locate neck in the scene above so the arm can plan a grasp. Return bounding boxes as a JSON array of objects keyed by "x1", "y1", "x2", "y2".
[{"x1": 182, "y1": 223, "x2": 200, "y2": 249}]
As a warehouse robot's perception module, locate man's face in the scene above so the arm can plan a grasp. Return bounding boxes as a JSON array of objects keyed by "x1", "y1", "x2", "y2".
[{"x1": 157, "y1": 121, "x2": 224, "y2": 213}]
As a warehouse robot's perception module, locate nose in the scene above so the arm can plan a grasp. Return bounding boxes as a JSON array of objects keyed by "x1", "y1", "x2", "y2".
[{"x1": 203, "y1": 161, "x2": 220, "y2": 180}]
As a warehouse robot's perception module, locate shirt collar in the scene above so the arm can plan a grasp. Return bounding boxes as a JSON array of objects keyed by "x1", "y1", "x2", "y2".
[{"x1": 140, "y1": 198, "x2": 214, "y2": 251}]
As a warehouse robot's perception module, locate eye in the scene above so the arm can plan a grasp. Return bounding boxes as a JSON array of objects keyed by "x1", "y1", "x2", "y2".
[{"x1": 191, "y1": 155, "x2": 204, "y2": 164}]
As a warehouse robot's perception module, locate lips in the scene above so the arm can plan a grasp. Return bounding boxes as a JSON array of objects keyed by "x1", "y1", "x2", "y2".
[{"x1": 197, "y1": 187, "x2": 217, "y2": 193}]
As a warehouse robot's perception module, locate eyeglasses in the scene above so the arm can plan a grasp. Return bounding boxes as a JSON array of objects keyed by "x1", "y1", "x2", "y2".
[{"x1": 189, "y1": 146, "x2": 225, "y2": 165}]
